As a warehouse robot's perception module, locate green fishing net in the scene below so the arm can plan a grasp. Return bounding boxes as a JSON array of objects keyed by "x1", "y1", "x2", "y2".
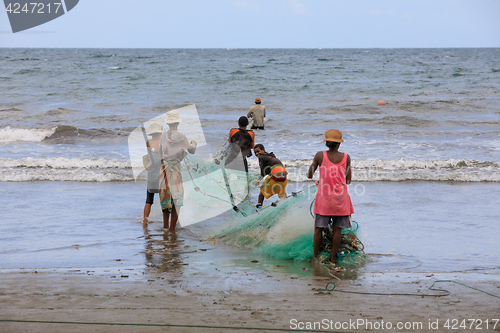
[
  {"x1": 133, "y1": 129, "x2": 368, "y2": 265},
  {"x1": 317, "y1": 221, "x2": 369, "y2": 266},
  {"x1": 204, "y1": 160, "x2": 369, "y2": 265}
]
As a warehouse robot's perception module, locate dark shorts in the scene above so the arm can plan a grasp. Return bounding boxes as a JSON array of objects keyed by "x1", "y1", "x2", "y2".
[
  {"x1": 146, "y1": 190, "x2": 156, "y2": 205},
  {"x1": 251, "y1": 125, "x2": 264, "y2": 130},
  {"x1": 314, "y1": 214, "x2": 352, "y2": 229}
]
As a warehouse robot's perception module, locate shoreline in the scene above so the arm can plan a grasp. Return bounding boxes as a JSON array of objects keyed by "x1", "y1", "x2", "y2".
[{"x1": 1, "y1": 268, "x2": 500, "y2": 333}]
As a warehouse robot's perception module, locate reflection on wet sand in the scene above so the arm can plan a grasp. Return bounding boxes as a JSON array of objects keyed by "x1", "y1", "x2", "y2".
[
  {"x1": 142, "y1": 227, "x2": 186, "y2": 272},
  {"x1": 141, "y1": 224, "x2": 366, "y2": 287},
  {"x1": 311, "y1": 260, "x2": 363, "y2": 280}
]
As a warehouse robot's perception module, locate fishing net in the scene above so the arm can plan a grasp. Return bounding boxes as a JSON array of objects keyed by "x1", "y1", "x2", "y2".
[
  {"x1": 128, "y1": 105, "x2": 367, "y2": 264},
  {"x1": 208, "y1": 182, "x2": 368, "y2": 265},
  {"x1": 317, "y1": 221, "x2": 369, "y2": 266}
]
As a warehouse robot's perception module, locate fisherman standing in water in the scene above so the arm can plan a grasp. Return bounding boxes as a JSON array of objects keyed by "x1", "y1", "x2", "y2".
[
  {"x1": 247, "y1": 98, "x2": 266, "y2": 130},
  {"x1": 159, "y1": 110, "x2": 197, "y2": 232},
  {"x1": 226, "y1": 116, "x2": 255, "y2": 173},
  {"x1": 143, "y1": 122, "x2": 163, "y2": 226},
  {"x1": 307, "y1": 129, "x2": 354, "y2": 264}
]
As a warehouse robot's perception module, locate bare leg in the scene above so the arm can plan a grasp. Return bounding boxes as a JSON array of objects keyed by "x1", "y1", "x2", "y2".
[
  {"x1": 313, "y1": 227, "x2": 323, "y2": 260},
  {"x1": 330, "y1": 226, "x2": 342, "y2": 263},
  {"x1": 169, "y1": 203, "x2": 179, "y2": 232},
  {"x1": 143, "y1": 203, "x2": 152, "y2": 225},
  {"x1": 162, "y1": 209, "x2": 170, "y2": 229},
  {"x1": 258, "y1": 192, "x2": 264, "y2": 206}
]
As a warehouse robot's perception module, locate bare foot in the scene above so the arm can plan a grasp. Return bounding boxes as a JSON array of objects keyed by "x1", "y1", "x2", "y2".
[{"x1": 323, "y1": 260, "x2": 336, "y2": 266}]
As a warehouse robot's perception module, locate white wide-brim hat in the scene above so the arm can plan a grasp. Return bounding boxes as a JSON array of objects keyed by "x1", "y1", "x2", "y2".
[
  {"x1": 165, "y1": 110, "x2": 183, "y2": 124},
  {"x1": 147, "y1": 122, "x2": 163, "y2": 135}
]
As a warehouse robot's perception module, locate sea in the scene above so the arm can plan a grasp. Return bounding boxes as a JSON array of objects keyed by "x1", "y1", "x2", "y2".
[{"x1": 1, "y1": 48, "x2": 499, "y2": 279}]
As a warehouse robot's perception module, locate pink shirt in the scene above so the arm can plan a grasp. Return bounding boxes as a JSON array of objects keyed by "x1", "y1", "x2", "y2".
[{"x1": 313, "y1": 151, "x2": 354, "y2": 216}]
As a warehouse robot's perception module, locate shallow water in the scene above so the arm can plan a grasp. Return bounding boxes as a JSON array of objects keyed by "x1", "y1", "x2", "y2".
[
  {"x1": 1, "y1": 181, "x2": 498, "y2": 278},
  {"x1": 1, "y1": 48, "x2": 499, "y2": 282}
]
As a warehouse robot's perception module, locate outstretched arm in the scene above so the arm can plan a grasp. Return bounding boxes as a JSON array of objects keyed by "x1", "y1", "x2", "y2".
[{"x1": 306, "y1": 152, "x2": 322, "y2": 179}]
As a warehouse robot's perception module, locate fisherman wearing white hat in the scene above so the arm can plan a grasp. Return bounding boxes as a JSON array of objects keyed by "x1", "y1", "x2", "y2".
[
  {"x1": 143, "y1": 122, "x2": 164, "y2": 226},
  {"x1": 159, "y1": 110, "x2": 197, "y2": 231}
]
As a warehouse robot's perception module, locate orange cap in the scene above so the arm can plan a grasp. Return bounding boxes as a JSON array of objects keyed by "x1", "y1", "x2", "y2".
[
  {"x1": 323, "y1": 129, "x2": 344, "y2": 143},
  {"x1": 255, "y1": 98, "x2": 261, "y2": 103}
]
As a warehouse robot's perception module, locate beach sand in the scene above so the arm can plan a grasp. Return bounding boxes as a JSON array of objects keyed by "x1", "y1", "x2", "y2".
[{"x1": 2, "y1": 265, "x2": 500, "y2": 333}]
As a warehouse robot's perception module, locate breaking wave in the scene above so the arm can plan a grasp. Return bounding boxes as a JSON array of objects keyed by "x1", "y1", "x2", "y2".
[
  {"x1": 0, "y1": 126, "x2": 126, "y2": 143},
  {"x1": 0, "y1": 126, "x2": 56, "y2": 142},
  {"x1": 251, "y1": 158, "x2": 500, "y2": 182},
  {"x1": 1, "y1": 157, "x2": 498, "y2": 182},
  {"x1": 0, "y1": 157, "x2": 132, "y2": 182}
]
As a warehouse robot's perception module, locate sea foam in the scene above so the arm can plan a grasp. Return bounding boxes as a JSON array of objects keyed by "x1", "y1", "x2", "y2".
[{"x1": 0, "y1": 126, "x2": 56, "y2": 142}]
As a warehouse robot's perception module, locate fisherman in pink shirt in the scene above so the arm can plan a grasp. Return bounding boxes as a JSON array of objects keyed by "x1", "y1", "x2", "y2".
[{"x1": 307, "y1": 129, "x2": 354, "y2": 264}]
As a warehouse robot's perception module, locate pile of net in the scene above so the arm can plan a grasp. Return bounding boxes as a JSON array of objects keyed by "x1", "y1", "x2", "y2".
[
  {"x1": 317, "y1": 221, "x2": 369, "y2": 265},
  {"x1": 207, "y1": 185, "x2": 369, "y2": 265}
]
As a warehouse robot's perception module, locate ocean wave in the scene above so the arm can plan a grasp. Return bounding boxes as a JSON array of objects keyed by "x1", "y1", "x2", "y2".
[
  {"x1": 0, "y1": 126, "x2": 128, "y2": 143},
  {"x1": 0, "y1": 126, "x2": 56, "y2": 142},
  {"x1": 261, "y1": 158, "x2": 500, "y2": 182},
  {"x1": 288, "y1": 171, "x2": 500, "y2": 182},
  {"x1": 0, "y1": 157, "x2": 131, "y2": 169},
  {"x1": 0, "y1": 157, "x2": 133, "y2": 182},
  {"x1": 0, "y1": 169, "x2": 132, "y2": 182},
  {"x1": 282, "y1": 158, "x2": 499, "y2": 171},
  {"x1": 1, "y1": 157, "x2": 498, "y2": 182}
]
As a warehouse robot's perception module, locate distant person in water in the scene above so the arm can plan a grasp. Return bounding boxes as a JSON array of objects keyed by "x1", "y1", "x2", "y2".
[
  {"x1": 307, "y1": 129, "x2": 354, "y2": 264},
  {"x1": 143, "y1": 122, "x2": 163, "y2": 226},
  {"x1": 226, "y1": 116, "x2": 255, "y2": 172},
  {"x1": 159, "y1": 110, "x2": 197, "y2": 232},
  {"x1": 254, "y1": 144, "x2": 288, "y2": 208},
  {"x1": 247, "y1": 98, "x2": 266, "y2": 130}
]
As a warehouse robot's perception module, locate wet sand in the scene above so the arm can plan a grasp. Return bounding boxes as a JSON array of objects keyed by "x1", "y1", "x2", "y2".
[
  {"x1": 2, "y1": 263, "x2": 500, "y2": 333},
  {"x1": 2, "y1": 180, "x2": 500, "y2": 332}
]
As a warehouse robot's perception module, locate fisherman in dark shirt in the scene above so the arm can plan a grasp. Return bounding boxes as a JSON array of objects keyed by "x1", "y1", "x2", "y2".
[
  {"x1": 254, "y1": 144, "x2": 288, "y2": 208},
  {"x1": 226, "y1": 116, "x2": 255, "y2": 172}
]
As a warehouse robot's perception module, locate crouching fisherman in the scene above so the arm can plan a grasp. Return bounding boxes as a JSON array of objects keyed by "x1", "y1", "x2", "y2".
[{"x1": 253, "y1": 144, "x2": 288, "y2": 208}]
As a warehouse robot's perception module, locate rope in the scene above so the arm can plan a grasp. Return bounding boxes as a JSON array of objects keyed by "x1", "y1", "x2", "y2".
[
  {"x1": 0, "y1": 319, "x2": 346, "y2": 332},
  {"x1": 428, "y1": 280, "x2": 500, "y2": 299},
  {"x1": 183, "y1": 157, "x2": 247, "y2": 216},
  {"x1": 318, "y1": 264, "x2": 500, "y2": 298},
  {"x1": 184, "y1": 156, "x2": 247, "y2": 203},
  {"x1": 183, "y1": 160, "x2": 235, "y2": 205},
  {"x1": 309, "y1": 198, "x2": 315, "y2": 218},
  {"x1": 247, "y1": 177, "x2": 262, "y2": 206}
]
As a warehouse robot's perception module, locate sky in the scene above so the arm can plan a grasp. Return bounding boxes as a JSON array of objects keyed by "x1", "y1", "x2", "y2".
[{"x1": 1, "y1": 0, "x2": 500, "y2": 48}]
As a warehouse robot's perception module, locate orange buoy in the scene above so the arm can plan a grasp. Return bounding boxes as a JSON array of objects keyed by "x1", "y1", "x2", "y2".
[{"x1": 378, "y1": 100, "x2": 385, "y2": 105}]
